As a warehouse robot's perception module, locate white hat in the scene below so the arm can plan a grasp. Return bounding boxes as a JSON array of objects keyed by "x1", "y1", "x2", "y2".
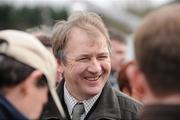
[{"x1": 0, "y1": 30, "x2": 65, "y2": 118}]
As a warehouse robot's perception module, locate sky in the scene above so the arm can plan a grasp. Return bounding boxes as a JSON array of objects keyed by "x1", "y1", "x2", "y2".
[{"x1": 0, "y1": 0, "x2": 171, "y2": 8}]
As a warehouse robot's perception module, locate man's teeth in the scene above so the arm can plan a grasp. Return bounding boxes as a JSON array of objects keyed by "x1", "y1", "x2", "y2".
[{"x1": 85, "y1": 76, "x2": 100, "y2": 80}]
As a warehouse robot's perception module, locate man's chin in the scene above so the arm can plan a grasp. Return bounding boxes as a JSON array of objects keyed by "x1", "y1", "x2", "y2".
[{"x1": 85, "y1": 88, "x2": 102, "y2": 96}]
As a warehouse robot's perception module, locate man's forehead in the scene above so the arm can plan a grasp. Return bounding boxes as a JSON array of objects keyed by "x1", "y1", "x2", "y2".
[
  {"x1": 65, "y1": 46, "x2": 109, "y2": 56},
  {"x1": 64, "y1": 40, "x2": 110, "y2": 58},
  {"x1": 66, "y1": 28, "x2": 106, "y2": 46},
  {"x1": 69, "y1": 25, "x2": 104, "y2": 39},
  {"x1": 65, "y1": 51, "x2": 110, "y2": 61}
]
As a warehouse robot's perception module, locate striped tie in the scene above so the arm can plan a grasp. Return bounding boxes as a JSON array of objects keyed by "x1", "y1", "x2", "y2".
[{"x1": 72, "y1": 103, "x2": 85, "y2": 120}]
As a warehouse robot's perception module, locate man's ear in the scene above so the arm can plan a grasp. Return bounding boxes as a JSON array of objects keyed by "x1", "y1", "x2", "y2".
[
  {"x1": 126, "y1": 63, "x2": 148, "y2": 101},
  {"x1": 56, "y1": 59, "x2": 64, "y2": 83},
  {"x1": 21, "y1": 70, "x2": 43, "y2": 96}
]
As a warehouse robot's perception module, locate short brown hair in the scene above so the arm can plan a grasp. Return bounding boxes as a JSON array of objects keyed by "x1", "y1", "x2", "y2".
[
  {"x1": 134, "y1": 4, "x2": 180, "y2": 96},
  {"x1": 51, "y1": 11, "x2": 111, "y2": 62},
  {"x1": 109, "y1": 29, "x2": 126, "y2": 45}
]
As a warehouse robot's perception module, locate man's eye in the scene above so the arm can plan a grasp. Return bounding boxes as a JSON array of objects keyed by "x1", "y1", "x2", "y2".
[
  {"x1": 78, "y1": 58, "x2": 89, "y2": 61},
  {"x1": 98, "y1": 56, "x2": 108, "y2": 60}
]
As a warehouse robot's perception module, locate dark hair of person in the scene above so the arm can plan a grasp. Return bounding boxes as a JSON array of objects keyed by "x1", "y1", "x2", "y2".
[
  {"x1": 0, "y1": 54, "x2": 47, "y2": 88},
  {"x1": 134, "y1": 5, "x2": 180, "y2": 96},
  {"x1": 109, "y1": 30, "x2": 127, "y2": 45},
  {"x1": 117, "y1": 61, "x2": 134, "y2": 95},
  {"x1": 36, "y1": 34, "x2": 51, "y2": 47}
]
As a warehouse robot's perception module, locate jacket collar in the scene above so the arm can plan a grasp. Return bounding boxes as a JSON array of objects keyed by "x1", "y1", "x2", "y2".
[
  {"x1": 57, "y1": 80, "x2": 122, "y2": 120},
  {"x1": 0, "y1": 93, "x2": 28, "y2": 120},
  {"x1": 87, "y1": 80, "x2": 122, "y2": 119}
]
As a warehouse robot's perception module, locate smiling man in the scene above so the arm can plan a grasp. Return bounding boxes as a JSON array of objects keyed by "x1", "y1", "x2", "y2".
[{"x1": 42, "y1": 11, "x2": 142, "y2": 120}]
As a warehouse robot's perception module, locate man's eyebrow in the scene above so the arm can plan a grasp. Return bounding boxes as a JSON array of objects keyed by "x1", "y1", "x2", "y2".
[
  {"x1": 78, "y1": 52, "x2": 109, "y2": 56},
  {"x1": 77, "y1": 54, "x2": 90, "y2": 58},
  {"x1": 98, "y1": 52, "x2": 109, "y2": 56}
]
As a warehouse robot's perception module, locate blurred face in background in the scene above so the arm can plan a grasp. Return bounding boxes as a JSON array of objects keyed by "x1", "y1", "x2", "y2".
[
  {"x1": 23, "y1": 71, "x2": 48, "y2": 119},
  {"x1": 6, "y1": 71, "x2": 48, "y2": 119},
  {"x1": 111, "y1": 39, "x2": 127, "y2": 72},
  {"x1": 62, "y1": 27, "x2": 111, "y2": 100}
]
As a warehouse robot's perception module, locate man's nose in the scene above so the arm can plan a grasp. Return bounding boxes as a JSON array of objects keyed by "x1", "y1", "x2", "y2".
[{"x1": 87, "y1": 58, "x2": 102, "y2": 74}]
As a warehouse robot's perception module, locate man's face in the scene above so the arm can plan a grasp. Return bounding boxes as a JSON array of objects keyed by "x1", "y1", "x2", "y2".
[
  {"x1": 62, "y1": 27, "x2": 111, "y2": 100},
  {"x1": 26, "y1": 72, "x2": 48, "y2": 119},
  {"x1": 29, "y1": 86, "x2": 48, "y2": 119},
  {"x1": 111, "y1": 39, "x2": 127, "y2": 72}
]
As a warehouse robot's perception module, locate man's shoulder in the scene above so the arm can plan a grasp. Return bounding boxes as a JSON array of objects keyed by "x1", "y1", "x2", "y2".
[
  {"x1": 0, "y1": 107, "x2": 7, "y2": 119},
  {"x1": 0, "y1": 103, "x2": 13, "y2": 120},
  {"x1": 88, "y1": 85, "x2": 143, "y2": 120},
  {"x1": 114, "y1": 89, "x2": 143, "y2": 113}
]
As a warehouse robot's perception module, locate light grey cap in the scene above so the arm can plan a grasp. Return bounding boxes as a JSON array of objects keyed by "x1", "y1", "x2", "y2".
[{"x1": 0, "y1": 30, "x2": 65, "y2": 118}]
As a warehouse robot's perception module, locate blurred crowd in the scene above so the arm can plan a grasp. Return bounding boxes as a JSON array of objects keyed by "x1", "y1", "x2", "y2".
[{"x1": 0, "y1": 3, "x2": 180, "y2": 120}]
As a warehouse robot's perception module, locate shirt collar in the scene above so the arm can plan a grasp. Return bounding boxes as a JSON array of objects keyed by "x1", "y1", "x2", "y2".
[
  {"x1": 64, "y1": 83, "x2": 101, "y2": 116},
  {"x1": 64, "y1": 85, "x2": 78, "y2": 116}
]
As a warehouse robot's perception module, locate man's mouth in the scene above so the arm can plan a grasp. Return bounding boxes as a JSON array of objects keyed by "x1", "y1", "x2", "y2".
[{"x1": 84, "y1": 75, "x2": 101, "y2": 81}]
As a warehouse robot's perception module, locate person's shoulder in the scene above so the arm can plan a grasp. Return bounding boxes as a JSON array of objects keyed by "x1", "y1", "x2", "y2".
[
  {"x1": 0, "y1": 110, "x2": 6, "y2": 119},
  {"x1": 114, "y1": 89, "x2": 143, "y2": 113},
  {"x1": 0, "y1": 105, "x2": 10, "y2": 120}
]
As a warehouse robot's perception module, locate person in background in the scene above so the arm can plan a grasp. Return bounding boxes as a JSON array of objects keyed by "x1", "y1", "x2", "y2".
[
  {"x1": 28, "y1": 26, "x2": 63, "y2": 85},
  {"x1": 109, "y1": 30, "x2": 127, "y2": 89},
  {"x1": 42, "y1": 11, "x2": 142, "y2": 120},
  {"x1": 117, "y1": 61, "x2": 142, "y2": 102},
  {"x1": 128, "y1": 4, "x2": 180, "y2": 120},
  {"x1": 33, "y1": 31, "x2": 52, "y2": 51},
  {"x1": 27, "y1": 26, "x2": 52, "y2": 52},
  {"x1": 0, "y1": 30, "x2": 65, "y2": 119}
]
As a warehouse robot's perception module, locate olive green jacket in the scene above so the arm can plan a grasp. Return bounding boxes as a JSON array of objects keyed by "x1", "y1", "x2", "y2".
[{"x1": 41, "y1": 80, "x2": 142, "y2": 120}]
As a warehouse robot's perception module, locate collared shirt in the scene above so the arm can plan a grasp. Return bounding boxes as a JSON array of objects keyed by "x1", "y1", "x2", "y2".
[{"x1": 64, "y1": 83, "x2": 101, "y2": 120}]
